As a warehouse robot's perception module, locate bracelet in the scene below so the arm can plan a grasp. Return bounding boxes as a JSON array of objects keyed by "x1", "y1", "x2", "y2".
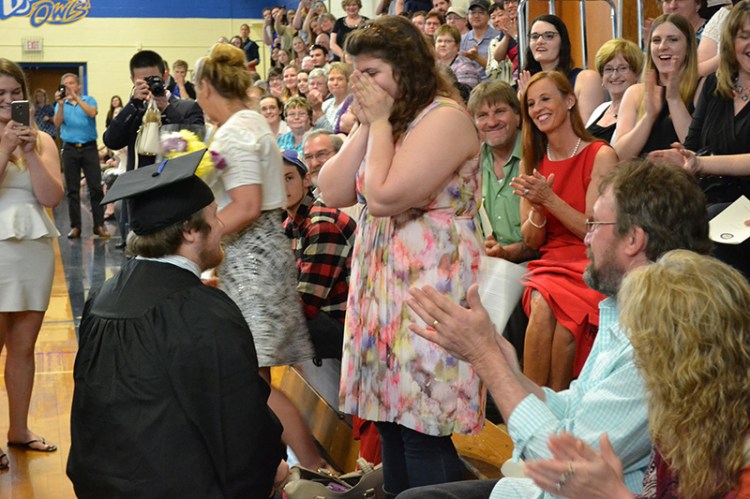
[{"x1": 527, "y1": 210, "x2": 547, "y2": 229}]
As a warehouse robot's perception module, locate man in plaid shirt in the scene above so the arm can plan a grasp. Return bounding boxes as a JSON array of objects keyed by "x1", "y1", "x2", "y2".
[
  {"x1": 282, "y1": 149, "x2": 383, "y2": 465},
  {"x1": 281, "y1": 149, "x2": 356, "y2": 327}
]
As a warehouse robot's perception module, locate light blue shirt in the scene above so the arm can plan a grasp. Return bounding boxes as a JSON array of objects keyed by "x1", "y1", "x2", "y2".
[
  {"x1": 56, "y1": 95, "x2": 98, "y2": 143},
  {"x1": 490, "y1": 298, "x2": 651, "y2": 498},
  {"x1": 461, "y1": 26, "x2": 500, "y2": 81},
  {"x1": 277, "y1": 131, "x2": 303, "y2": 153}
]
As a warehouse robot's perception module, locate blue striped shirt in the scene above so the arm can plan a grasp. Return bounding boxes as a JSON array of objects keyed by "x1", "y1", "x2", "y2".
[{"x1": 490, "y1": 298, "x2": 651, "y2": 498}]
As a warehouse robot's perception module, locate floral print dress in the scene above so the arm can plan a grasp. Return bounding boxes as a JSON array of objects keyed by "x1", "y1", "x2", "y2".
[{"x1": 339, "y1": 99, "x2": 486, "y2": 437}]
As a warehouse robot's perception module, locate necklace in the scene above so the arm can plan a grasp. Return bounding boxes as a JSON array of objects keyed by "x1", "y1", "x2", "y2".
[
  {"x1": 547, "y1": 136, "x2": 582, "y2": 160},
  {"x1": 733, "y1": 76, "x2": 750, "y2": 101},
  {"x1": 610, "y1": 102, "x2": 619, "y2": 119}
]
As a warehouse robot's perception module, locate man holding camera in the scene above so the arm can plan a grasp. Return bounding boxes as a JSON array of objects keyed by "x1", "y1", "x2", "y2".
[
  {"x1": 103, "y1": 50, "x2": 204, "y2": 245},
  {"x1": 54, "y1": 73, "x2": 107, "y2": 239}
]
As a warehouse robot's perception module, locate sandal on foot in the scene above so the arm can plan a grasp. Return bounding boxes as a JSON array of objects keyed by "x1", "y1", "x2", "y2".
[
  {"x1": 7, "y1": 438, "x2": 57, "y2": 452},
  {"x1": 0, "y1": 453, "x2": 8, "y2": 470}
]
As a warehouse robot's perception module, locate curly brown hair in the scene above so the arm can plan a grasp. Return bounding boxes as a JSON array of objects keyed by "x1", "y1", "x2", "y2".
[{"x1": 344, "y1": 15, "x2": 456, "y2": 140}]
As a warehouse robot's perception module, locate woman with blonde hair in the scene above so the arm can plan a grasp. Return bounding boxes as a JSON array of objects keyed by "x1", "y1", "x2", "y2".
[
  {"x1": 586, "y1": 39, "x2": 643, "y2": 144},
  {"x1": 281, "y1": 64, "x2": 300, "y2": 101},
  {"x1": 277, "y1": 95, "x2": 312, "y2": 152},
  {"x1": 330, "y1": 0, "x2": 368, "y2": 60},
  {"x1": 510, "y1": 71, "x2": 618, "y2": 390},
  {"x1": 194, "y1": 44, "x2": 329, "y2": 471},
  {"x1": 526, "y1": 250, "x2": 750, "y2": 498},
  {"x1": 0, "y1": 58, "x2": 64, "y2": 467},
  {"x1": 320, "y1": 61, "x2": 353, "y2": 132},
  {"x1": 319, "y1": 15, "x2": 482, "y2": 497},
  {"x1": 615, "y1": 13, "x2": 702, "y2": 160}
]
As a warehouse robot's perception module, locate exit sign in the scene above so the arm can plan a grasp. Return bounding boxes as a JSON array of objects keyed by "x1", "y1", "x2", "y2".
[{"x1": 23, "y1": 38, "x2": 43, "y2": 52}]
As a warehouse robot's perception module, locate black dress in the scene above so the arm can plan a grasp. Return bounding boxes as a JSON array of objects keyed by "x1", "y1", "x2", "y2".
[
  {"x1": 684, "y1": 72, "x2": 750, "y2": 279},
  {"x1": 684, "y1": 72, "x2": 750, "y2": 203},
  {"x1": 67, "y1": 259, "x2": 285, "y2": 498},
  {"x1": 586, "y1": 105, "x2": 616, "y2": 143},
  {"x1": 640, "y1": 90, "x2": 694, "y2": 156}
]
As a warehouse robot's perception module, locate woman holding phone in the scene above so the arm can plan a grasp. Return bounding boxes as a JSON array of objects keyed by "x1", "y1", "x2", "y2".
[{"x1": 0, "y1": 59, "x2": 64, "y2": 468}]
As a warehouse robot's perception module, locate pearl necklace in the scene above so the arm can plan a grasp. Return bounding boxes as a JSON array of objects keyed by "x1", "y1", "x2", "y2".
[
  {"x1": 733, "y1": 77, "x2": 750, "y2": 102},
  {"x1": 547, "y1": 137, "x2": 582, "y2": 160}
]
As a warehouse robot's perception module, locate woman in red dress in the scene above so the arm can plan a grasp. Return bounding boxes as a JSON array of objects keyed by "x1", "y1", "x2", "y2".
[{"x1": 510, "y1": 71, "x2": 618, "y2": 390}]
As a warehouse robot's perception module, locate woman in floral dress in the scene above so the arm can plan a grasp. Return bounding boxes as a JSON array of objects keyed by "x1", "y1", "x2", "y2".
[{"x1": 318, "y1": 15, "x2": 485, "y2": 498}]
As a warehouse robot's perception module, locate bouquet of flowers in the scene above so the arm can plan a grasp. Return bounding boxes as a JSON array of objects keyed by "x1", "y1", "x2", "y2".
[{"x1": 160, "y1": 127, "x2": 226, "y2": 185}]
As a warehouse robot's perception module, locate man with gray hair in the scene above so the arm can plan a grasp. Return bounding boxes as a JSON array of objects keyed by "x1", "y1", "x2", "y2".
[
  {"x1": 54, "y1": 73, "x2": 107, "y2": 239},
  {"x1": 302, "y1": 129, "x2": 342, "y2": 184},
  {"x1": 308, "y1": 67, "x2": 330, "y2": 127},
  {"x1": 401, "y1": 161, "x2": 712, "y2": 499}
]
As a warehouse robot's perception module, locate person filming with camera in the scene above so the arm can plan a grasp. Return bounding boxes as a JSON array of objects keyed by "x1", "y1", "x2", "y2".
[
  {"x1": 103, "y1": 50, "x2": 204, "y2": 245},
  {"x1": 54, "y1": 73, "x2": 108, "y2": 239}
]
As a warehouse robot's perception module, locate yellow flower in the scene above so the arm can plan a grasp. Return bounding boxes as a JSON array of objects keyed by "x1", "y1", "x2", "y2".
[{"x1": 162, "y1": 129, "x2": 214, "y2": 179}]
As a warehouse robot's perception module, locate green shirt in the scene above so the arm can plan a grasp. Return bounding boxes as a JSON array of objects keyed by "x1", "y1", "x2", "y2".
[{"x1": 480, "y1": 134, "x2": 523, "y2": 246}]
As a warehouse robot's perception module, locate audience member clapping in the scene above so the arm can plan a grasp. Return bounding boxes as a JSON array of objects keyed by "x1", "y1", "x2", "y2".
[
  {"x1": 435, "y1": 25, "x2": 482, "y2": 89},
  {"x1": 526, "y1": 250, "x2": 750, "y2": 499},
  {"x1": 615, "y1": 13, "x2": 701, "y2": 160},
  {"x1": 511, "y1": 71, "x2": 618, "y2": 390}
]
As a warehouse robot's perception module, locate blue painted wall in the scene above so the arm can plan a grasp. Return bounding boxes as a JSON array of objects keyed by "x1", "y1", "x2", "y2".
[{"x1": 1, "y1": 0, "x2": 298, "y2": 24}]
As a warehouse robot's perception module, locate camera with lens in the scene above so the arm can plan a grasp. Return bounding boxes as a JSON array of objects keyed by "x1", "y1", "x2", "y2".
[
  {"x1": 58, "y1": 84, "x2": 66, "y2": 98},
  {"x1": 145, "y1": 75, "x2": 165, "y2": 97}
]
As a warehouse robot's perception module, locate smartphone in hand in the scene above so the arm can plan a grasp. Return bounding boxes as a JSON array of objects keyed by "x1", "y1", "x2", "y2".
[{"x1": 11, "y1": 100, "x2": 30, "y2": 126}]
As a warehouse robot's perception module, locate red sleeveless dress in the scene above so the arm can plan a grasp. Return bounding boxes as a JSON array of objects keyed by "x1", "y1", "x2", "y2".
[{"x1": 522, "y1": 142, "x2": 607, "y2": 376}]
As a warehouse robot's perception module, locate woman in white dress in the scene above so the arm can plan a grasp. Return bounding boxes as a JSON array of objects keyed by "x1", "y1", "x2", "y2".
[
  {"x1": 194, "y1": 43, "x2": 328, "y2": 471},
  {"x1": 0, "y1": 58, "x2": 64, "y2": 467}
]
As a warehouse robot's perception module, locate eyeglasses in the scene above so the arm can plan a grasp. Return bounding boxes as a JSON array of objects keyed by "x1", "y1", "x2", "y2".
[
  {"x1": 530, "y1": 31, "x2": 559, "y2": 42},
  {"x1": 585, "y1": 219, "x2": 617, "y2": 233},
  {"x1": 286, "y1": 112, "x2": 309, "y2": 119},
  {"x1": 303, "y1": 150, "x2": 334, "y2": 163},
  {"x1": 602, "y1": 65, "x2": 632, "y2": 75}
]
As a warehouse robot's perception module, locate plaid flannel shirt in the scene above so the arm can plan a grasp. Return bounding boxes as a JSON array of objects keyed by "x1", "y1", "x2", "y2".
[{"x1": 283, "y1": 192, "x2": 357, "y2": 322}]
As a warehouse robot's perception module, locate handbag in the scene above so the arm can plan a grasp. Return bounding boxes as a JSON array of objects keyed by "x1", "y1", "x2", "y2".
[
  {"x1": 134, "y1": 99, "x2": 161, "y2": 159},
  {"x1": 283, "y1": 459, "x2": 384, "y2": 499}
]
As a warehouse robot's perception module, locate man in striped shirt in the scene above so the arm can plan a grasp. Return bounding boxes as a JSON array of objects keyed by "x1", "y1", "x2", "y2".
[{"x1": 402, "y1": 160, "x2": 712, "y2": 498}]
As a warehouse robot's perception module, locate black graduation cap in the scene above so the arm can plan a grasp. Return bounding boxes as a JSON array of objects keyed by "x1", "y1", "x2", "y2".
[{"x1": 101, "y1": 149, "x2": 214, "y2": 236}]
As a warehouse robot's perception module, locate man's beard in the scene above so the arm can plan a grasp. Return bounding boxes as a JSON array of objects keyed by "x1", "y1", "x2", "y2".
[
  {"x1": 583, "y1": 251, "x2": 623, "y2": 297},
  {"x1": 200, "y1": 246, "x2": 224, "y2": 271}
]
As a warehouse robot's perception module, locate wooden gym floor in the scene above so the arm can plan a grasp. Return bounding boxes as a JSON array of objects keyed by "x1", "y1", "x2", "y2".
[{"x1": 0, "y1": 202, "x2": 512, "y2": 498}]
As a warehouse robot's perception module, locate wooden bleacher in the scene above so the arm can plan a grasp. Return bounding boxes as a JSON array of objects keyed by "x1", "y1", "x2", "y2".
[{"x1": 271, "y1": 364, "x2": 514, "y2": 477}]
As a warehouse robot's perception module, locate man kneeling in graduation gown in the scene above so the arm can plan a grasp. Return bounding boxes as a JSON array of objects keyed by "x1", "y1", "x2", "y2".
[{"x1": 67, "y1": 150, "x2": 287, "y2": 498}]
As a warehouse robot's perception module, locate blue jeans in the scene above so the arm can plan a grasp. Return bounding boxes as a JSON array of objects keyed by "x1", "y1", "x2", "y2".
[{"x1": 376, "y1": 422, "x2": 463, "y2": 497}]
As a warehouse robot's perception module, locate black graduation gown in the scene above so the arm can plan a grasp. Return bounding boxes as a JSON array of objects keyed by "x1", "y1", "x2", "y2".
[{"x1": 67, "y1": 259, "x2": 284, "y2": 499}]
